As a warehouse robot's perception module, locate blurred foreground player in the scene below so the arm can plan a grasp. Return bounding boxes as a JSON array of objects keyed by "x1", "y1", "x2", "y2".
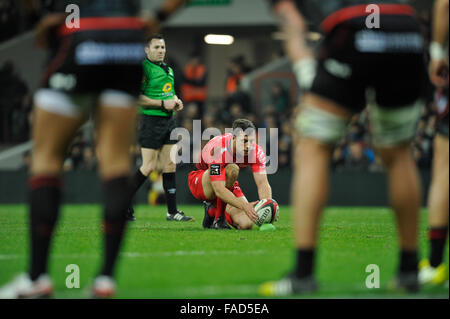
[
  {"x1": 261, "y1": 0, "x2": 427, "y2": 295},
  {"x1": 188, "y1": 119, "x2": 272, "y2": 230},
  {"x1": 419, "y1": 0, "x2": 449, "y2": 286},
  {"x1": 0, "y1": 0, "x2": 186, "y2": 299}
]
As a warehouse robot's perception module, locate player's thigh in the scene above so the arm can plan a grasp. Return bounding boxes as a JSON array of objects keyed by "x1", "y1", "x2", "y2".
[
  {"x1": 96, "y1": 90, "x2": 137, "y2": 178},
  {"x1": 297, "y1": 46, "x2": 356, "y2": 145},
  {"x1": 140, "y1": 147, "x2": 160, "y2": 173},
  {"x1": 201, "y1": 169, "x2": 217, "y2": 201},
  {"x1": 159, "y1": 144, "x2": 177, "y2": 173},
  {"x1": 32, "y1": 89, "x2": 86, "y2": 175},
  {"x1": 296, "y1": 92, "x2": 352, "y2": 146}
]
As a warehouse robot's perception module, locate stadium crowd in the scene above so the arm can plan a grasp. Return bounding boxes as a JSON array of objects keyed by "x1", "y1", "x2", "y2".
[
  {"x1": 9, "y1": 53, "x2": 440, "y2": 174},
  {"x1": 0, "y1": 0, "x2": 48, "y2": 43},
  {"x1": 1, "y1": 1, "x2": 439, "y2": 175}
]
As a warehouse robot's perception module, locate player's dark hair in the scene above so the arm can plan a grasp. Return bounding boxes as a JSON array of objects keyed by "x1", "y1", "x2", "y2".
[
  {"x1": 146, "y1": 34, "x2": 165, "y2": 47},
  {"x1": 232, "y1": 119, "x2": 256, "y2": 136}
]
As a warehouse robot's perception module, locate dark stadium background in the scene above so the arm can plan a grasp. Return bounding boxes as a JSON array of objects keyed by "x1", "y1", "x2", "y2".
[{"x1": 0, "y1": 0, "x2": 437, "y2": 206}]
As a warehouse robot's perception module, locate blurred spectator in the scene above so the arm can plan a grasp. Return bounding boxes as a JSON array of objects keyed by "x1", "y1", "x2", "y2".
[
  {"x1": 21, "y1": 149, "x2": 32, "y2": 171},
  {"x1": 166, "y1": 55, "x2": 184, "y2": 98},
  {"x1": 202, "y1": 113, "x2": 215, "y2": 130},
  {"x1": 221, "y1": 102, "x2": 245, "y2": 127},
  {"x1": 18, "y1": 0, "x2": 42, "y2": 30},
  {"x1": 0, "y1": 0, "x2": 47, "y2": 43},
  {"x1": 269, "y1": 82, "x2": 290, "y2": 115},
  {"x1": 342, "y1": 141, "x2": 372, "y2": 172},
  {"x1": 180, "y1": 53, "x2": 207, "y2": 118},
  {"x1": 226, "y1": 81, "x2": 252, "y2": 115},
  {"x1": 278, "y1": 121, "x2": 292, "y2": 168},
  {"x1": 0, "y1": 61, "x2": 29, "y2": 143},
  {"x1": 0, "y1": 0, "x2": 20, "y2": 42},
  {"x1": 184, "y1": 102, "x2": 199, "y2": 120},
  {"x1": 82, "y1": 144, "x2": 97, "y2": 171},
  {"x1": 262, "y1": 112, "x2": 279, "y2": 130},
  {"x1": 225, "y1": 57, "x2": 244, "y2": 97},
  {"x1": 331, "y1": 141, "x2": 346, "y2": 171},
  {"x1": 234, "y1": 55, "x2": 252, "y2": 73}
]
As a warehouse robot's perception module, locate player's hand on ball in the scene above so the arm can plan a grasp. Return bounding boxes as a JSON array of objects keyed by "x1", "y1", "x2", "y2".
[{"x1": 243, "y1": 201, "x2": 258, "y2": 223}]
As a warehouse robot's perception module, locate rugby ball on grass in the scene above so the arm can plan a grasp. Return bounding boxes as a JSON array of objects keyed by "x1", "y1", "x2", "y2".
[{"x1": 254, "y1": 198, "x2": 279, "y2": 227}]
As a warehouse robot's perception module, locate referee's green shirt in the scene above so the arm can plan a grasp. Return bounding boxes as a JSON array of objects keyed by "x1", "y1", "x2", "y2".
[{"x1": 139, "y1": 58, "x2": 175, "y2": 117}]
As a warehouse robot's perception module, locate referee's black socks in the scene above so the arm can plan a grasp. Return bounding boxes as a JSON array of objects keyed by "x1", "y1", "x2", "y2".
[
  {"x1": 163, "y1": 172, "x2": 178, "y2": 214},
  {"x1": 28, "y1": 176, "x2": 62, "y2": 281},
  {"x1": 100, "y1": 176, "x2": 130, "y2": 277}
]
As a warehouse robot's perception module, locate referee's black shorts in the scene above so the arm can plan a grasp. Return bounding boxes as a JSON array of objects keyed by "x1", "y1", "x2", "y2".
[{"x1": 138, "y1": 115, "x2": 178, "y2": 149}]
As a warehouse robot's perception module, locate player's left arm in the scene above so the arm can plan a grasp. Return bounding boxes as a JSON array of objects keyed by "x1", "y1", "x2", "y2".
[
  {"x1": 253, "y1": 171, "x2": 272, "y2": 200},
  {"x1": 141, "y1": 0, "x2": 188, "y2": 35},
  {"x1": 270, "y1": 0, "x2": 313, "y2": 63},
  {"x1": 251, "y1": 145, "x2": 271, "y2": 199},
  {"x1": 270, "y1": 0, "x2": 315, "y2": 90},
  {"x1": 429, "y1": 0, "x2": 449, "y2": 88}
]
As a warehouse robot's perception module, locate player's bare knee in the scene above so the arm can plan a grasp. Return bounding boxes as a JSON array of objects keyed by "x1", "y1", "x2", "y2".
[
  {"x1": 31, "y1": 155, "x2": 64, "y2": 175},
  {"x1": 225, "y1": 164, "x2": 239, "y2": 186},
  {"x1": 140, "y1": 163, "x2": 154, "y2": 176},
  {"x1": 377, "y1": 144, "x2": 411, "y2": 168},
  {"x1": 238, "y1": 222, "x2": 253, "y2": 230},
  {"x1": 163, "y1": 160, "x2": 176, "y2": 173}
]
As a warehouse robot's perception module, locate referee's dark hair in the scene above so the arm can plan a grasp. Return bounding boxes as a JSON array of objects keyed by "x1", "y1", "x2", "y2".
[
  {"x1": 232, "y1": 119, "x2": 256, "y2": 136},
  {"x1": 146, "y1": 34, "x2": 165, "y2": 46}
]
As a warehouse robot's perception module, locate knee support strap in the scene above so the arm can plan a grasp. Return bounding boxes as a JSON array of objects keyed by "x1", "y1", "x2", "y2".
[{"x1": 295, "y1": 105, "x2": 348, "y2": 144}]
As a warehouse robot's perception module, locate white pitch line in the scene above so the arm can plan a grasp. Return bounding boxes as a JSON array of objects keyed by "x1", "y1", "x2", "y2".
[{"x1": 0, "y1": 249, "x2": 268, "y2": 260}]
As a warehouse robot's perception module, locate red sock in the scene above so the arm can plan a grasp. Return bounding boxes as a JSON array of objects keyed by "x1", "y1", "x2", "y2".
[
  {"x1": 214, "y1": 197, "x2": 225, "y2": 220},
  {"x1": 207, "y1": 202, "x2": 215, "y2": 217}
]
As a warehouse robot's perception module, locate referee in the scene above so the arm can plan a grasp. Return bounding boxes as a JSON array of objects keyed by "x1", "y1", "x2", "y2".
[{"x1": 126, "y1": 34, "x2": 194, "y2": 222}]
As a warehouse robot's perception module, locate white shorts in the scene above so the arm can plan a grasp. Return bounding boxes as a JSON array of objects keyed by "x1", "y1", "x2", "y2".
[{"x1": 33, "y1": 88, "x2": 136, "y2": 117}]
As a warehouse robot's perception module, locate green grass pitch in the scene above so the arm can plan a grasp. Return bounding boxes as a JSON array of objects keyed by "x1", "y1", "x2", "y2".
[{"x1": 0, "y1": 204, "x2": 448, "y2": 299}]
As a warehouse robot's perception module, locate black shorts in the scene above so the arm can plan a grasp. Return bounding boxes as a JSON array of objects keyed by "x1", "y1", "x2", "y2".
[
  {"x1": 310, "y1": 13, "x2": 427, "y2": 113},
  {"x1": 435, "y1": 88, "x2": 449, "y2": 138},
  {"x1": 42, "y1": 25, "x2": 146, "y2": 96},
  {"x1": 138, "y1": 115, "x2": 178, "y2": 149}
]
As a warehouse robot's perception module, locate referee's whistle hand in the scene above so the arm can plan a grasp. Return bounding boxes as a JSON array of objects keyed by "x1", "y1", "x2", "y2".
[{"x1": 175, "y1": 100, "x2": 184, "y2": 112}]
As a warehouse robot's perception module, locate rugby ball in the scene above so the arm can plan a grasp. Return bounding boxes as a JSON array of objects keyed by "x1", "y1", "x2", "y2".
[{"x1": 254, "y1": 198, "x2": 279, "y2": 227}]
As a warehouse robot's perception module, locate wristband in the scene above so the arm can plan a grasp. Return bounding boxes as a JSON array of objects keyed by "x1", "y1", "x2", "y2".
[
  {"x1": 293, "y1": 57, "x2": 317, "y2": 90},
  {"x1": 430, "y1": 42, "x2": 448, "y2": 61},
  {"x1": 161, "y1": 100, "x2": 165, "y2": 109}
]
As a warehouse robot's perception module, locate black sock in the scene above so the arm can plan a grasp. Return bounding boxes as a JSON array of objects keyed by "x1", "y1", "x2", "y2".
[
  {"x1": 129, "y1": 169, "x2": 148, "y2": 199},
  {"x1": 295, "y1": 249, "x2": 315, "y2": 279},
  {"x1": 163, "y1": 172, "x2": 177, "y2": 214},
  {"x1": 399, "y1": 250, "x2": 418, "y2": 273},
  {"x1": 100, "y1": 176, "x2": 131, "y2": 277},
  {"x1": 28, "y1": 176, "x2": 62, "y2": 281},
  {"x1": 429, "y1": 226, "x2": 448, "y2": 267}
]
